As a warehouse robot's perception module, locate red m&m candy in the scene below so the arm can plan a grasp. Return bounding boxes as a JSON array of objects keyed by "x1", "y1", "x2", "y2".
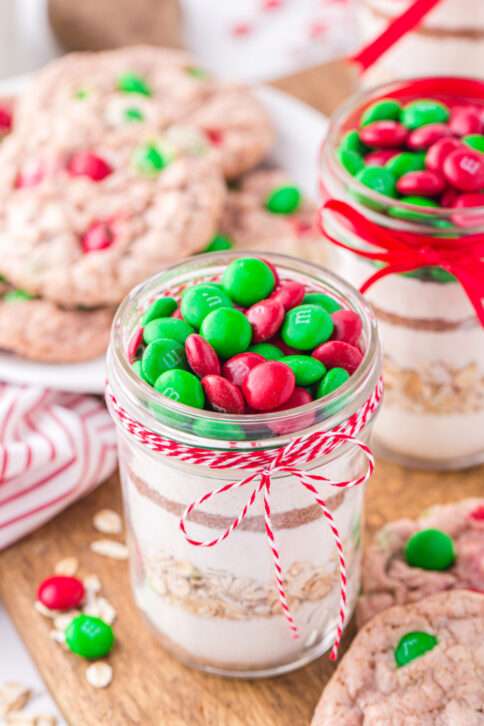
[
  {"x1": 269, "y1": 387, "x2": 314, "y2": 435},
  {"x1": 451, "y1": 193, "x2": 484, "y2": 227},
  {"x1": 396, "y1": 170, "x2": 446, "y2": 197},
  {"x1": 364, "y1": 149, "x2": 399, "y2": 167},
  {"x1": 331, "y1": 310, "x2": 362, "y2": 346},
  {"x1": 37, "y1": 575, "x2": 85, "y2": 611},
  {"x1": 425, "y1": 137, "x2": 462, "y2": 174},
  {"x1": 246, "y1": 298, "x2": 284, "y2": 343},
  {"x1": 312, "y1": 341, "x2": 363, "y2": 375},
  {"x1": 242, "y1": 361, "x2": 295, "y2": 411},
  {"x1": 407, "y1": 124, "x2": 452, "y2": 151},
  {"x1": 202, "y1": 375, "x2": 245, "y2": 414},
  {"x1": 270, "y1": 281, "x2": 305, "y2": 310},
  {"x1": 0, "y1": 106, "x2": 12, "y2": 134},
  {"x1": 185, "y1": 334, "x2": 221, "y2": 377},
  {"x1": 67, "y1": 152, "x2": 113, "y2": 181},
  {"x1": 443, "y1": 148, "x2": 484, "y2": 192},
  {"x1": 449, "y1": 106, "x2": 482, "y2": 136},
  {"x1": 359, "y1": 121, "x2": 408, "y2": 148},
  {"x1": 222, "y1": 352, "x2": 265, "y2": 386},
  {"x1": 81, "y1": 221, "x2": 115, "y2": 253}
]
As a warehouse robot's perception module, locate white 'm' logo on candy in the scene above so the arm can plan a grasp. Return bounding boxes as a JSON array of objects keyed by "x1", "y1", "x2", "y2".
[
  {"x1": 163, "y1": 387, "x2": 180, "y2": 401},
  {"x1": 201, "y1": 291, "x2": 223, "y2": 308},
  {"x1": 461, "y1": 157, "x2": 480, "y2": 175},
  {"x1": 294, "y1": 309, "x2": 313, "y2": 326},
  {"x1": 162, "y1": 351, "x2": 182, "y2": 367}
]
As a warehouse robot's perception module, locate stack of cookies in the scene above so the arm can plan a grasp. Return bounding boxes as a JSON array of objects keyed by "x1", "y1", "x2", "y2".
[
  {"x1": 0, "y1": 46, "x2": 322, "y2": 364},
  {"x1": 312, "y1": 498, "x2": 484, "y2": 724}
]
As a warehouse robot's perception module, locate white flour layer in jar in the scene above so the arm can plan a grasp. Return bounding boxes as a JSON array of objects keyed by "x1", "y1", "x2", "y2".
[
  {"x1": 358, "y1": 0, "x2": 484, "y2": 83},
  {"x1": 334, "y1": 251, "x2": 484, "y2": 464},
  {"x1": 121, "y1": 438, "x2": 365, "y2": 669}
]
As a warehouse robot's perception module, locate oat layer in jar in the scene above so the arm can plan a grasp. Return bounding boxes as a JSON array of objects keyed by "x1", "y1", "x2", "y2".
[
  {"x1": 357, "y1": 0, "x2": 484, "y2": 84},
  {"x1": 320, "y1": 77, "x2": 484, "y2": 470},
  {"x1": 106, "y1": 252, "x2": 381, "y2": 677}
]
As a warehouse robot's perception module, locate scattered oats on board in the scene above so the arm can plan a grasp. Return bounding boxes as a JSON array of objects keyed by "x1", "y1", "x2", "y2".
[
  {"x1": 84, "y1": 596, "x2": 117, "y2": 625},
  {"x1": 83, "y1": 574, "x2": 102, "y2": 593},
  {"x1": 53, "y1": 612, "x2": 79, "y2": 632},
  {"x1": 34, "y1": 602, "x2": 59, "y2": 619},
  {"x1": 4, "y1": 715, "x2": 36, "y2": 726},
  {"x1": 35, "y1": 717, "x2": 57, "y2": 726},
  {"x1": 85, "y1": 662, "x2": 113, "y2": 689},
  {"x1": 90, "y1": 540, "x2": 128, "y2": 560},
  {"x1": 93, "y1": 509, "x2": 123, "y2": 535},
  {"x1": 54, "y1": 557, "x2": 79, "y2": 576},
  {"x1": 49, "y1": 629, "x2": 66, "y2": 646},
  {"x1": 0, "y1": 682, "x2": 30, "y2": 716}
]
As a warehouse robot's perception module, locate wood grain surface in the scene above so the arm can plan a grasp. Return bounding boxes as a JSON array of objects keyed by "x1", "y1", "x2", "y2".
[{"x1": 0, "y1": 461, "x2": 483, "y2": 726}]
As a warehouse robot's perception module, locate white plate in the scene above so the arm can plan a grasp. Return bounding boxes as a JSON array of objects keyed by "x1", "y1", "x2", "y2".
[{"x1": 0, "y1": 78, "x2": 327, "y2": 393}]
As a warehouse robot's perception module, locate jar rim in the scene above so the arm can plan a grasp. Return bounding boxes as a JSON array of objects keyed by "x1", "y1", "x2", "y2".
[
  {"x1": 321, "y1": 75, "x2": 484, "y2": 233},
  {"x1": 107, "y1": 251, "x2": 381, "y2": 448}
]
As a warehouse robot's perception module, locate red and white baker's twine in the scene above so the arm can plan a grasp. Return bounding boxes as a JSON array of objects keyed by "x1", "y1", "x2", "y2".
[{"x1": 107, "y1": 377, "x2": 383, "y2": 660}]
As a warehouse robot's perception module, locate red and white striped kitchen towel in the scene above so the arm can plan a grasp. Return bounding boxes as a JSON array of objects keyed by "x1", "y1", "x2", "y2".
[{"x1": 0, "y1": 383, "x2": 117, "y2": 550}]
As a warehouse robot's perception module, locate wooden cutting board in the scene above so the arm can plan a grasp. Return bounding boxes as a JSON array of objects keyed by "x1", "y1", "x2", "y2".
[{"x1": 0, "y1": 461, "x2": 483, "y2": 726}]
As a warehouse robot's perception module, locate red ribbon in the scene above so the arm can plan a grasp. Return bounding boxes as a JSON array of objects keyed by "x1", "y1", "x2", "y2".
[{"x1": 319, "y1": 199, "x2": 484, "y2": 326}]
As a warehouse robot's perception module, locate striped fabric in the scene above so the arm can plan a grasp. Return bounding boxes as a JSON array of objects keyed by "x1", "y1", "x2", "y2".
[{"x1": 0, "y1": 384, "x2": 117, "y2": 550}]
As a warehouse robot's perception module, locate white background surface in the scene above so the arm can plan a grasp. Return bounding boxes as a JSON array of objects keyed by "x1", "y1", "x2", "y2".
[{"x1": 0, "y1": 2, "x2": 329, "y2": 721}]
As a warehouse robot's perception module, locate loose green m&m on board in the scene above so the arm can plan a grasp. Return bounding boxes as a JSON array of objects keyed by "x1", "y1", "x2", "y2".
[
  {"x1": 265, "y1": 185, "x2": 302, "y2": 214},
  {"x1": 154, "y1": 369, "x2": 205, "y2": 408},
  {"x1": 361, "y1": 99, "x2": 402, "y2": 126},
  {"x1": 200, "y1": 307, "x2": 252, "y2": 358},
  {"x1": 404, "y1": 528, "x2": 456, "y2": 571},
  {"x1": 65, "y1": 614, "x2": 114, "y2": 659},
  {"x1": 181, "y1": 283, "x2": 233, "y2": 328},
  {"x1": 142, "y1": 297, "x2": 178, "y2": 325},
  {"x1": 248, "y1": 342, "x2": 284, "y2": 360},
  {"x1": 394, "y1": 631, "x2": 438, "y2": 667},
  {"x1": 202, "y1": 234, "x2": 234, "y2": 252},
  {"x1": 141, "y1": 338, "x2": 186, "y2": 384},
  {"x1": 303, "y1": 292, "x2": 342, "y2": 313},
  {"x1": 317, "y1": 367, "x2": 350, "y2": 397},
  {"x1": 281, "y1": 304, "x2": 334, "y2": 351},
  {"x1": 118, "y1": 72, "x2": 151, "y2": 96},
  {"x1": 134, "y1": 143, "x2": 166, "y2": 174},
  {"x1": 143, "y1": 317, "x2": 194, "y2": 345},
  {"x1": 281, "y1": 355, "x2": 326, "y2": 386},
  {"x1": 222, "y1": 257, "x2": 275, "y2": 306},
  {"x1": 401, "y1": 99, "x2": 449, "y2": 129}
]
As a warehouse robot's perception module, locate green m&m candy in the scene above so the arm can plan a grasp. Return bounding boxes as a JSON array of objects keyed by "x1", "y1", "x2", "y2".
[
  {"x1": 281, "y1": 355, "x2": 326, "y2": 386},
  {"x1": 134, "y1": 143, "x2": 166, "y2": 174},
  {"x1": 355, "y1": 166, "x2": 397, "y2": 204},
  {"x1": 154, "y1": 369, "x2": 205, "y2": 408},
  {"x1": 401, "y1": 99, "x2": 449, "y2": 129},
  {"x1": 192, "y1": 418, "x2": 246, "y2": 440},
  {"x1": 132, "y1": 360, "x2": 143, "y2": 378},
  {"x1": 303, "y1": 292, "x2": 342, "y2": 313},
  {"x1": 248, "y1": 343, "x2": 284, "y2": 360},
  {"x1": 404, "y1": 528, "x2": 456, "y2": 571},
  {"x1": 143, "y1": 317, "x2": 194, "y2": 345},
  {"x1": 141, "y1": 338, "x2": 186, "y2": 384},
  {"x1": 389, "y1": 196, "x2": 439, "y2": 222},
  {"x1": 202, "y1": 234, "x2": 234, "y2": 252},
  {"x1": 200, "y1": 307, "x2": 252, "y2": 359},
  {"x1": 222, "y1": 257, "x2": 275, "y2": 306},
  {"x1": 338, "y1": 149, "x2": 365, "y2": 177},
  {"x1": 181, "y1": 282, "x2": 233, "y2": 328},
  {"x1": 281, "y1": 304, "x2": 334, "y2": 351},
  {"x1": 4, "y1": 289, "x2": 34, "y2": 302},
  {"x1": 463, "y1": 134, "x2": 484, "y2": 153},
  {"x1": 66, "y1": 614, "x2": 114, "y2": 659},
  {"x1": 394, "y1": 631, "x2": 438, "y2": 667},
  {"x1": 142, "y1": 297, "x2": 177, "y2": 325},
  {"x1": 429, "y1": 267, "x2": 456, "y2": 283},
  {"x1": 118, "y1": 72, "x2": 151, "y2": 96},
  {"x1": 124, "y1": 107, "x2": 145, "y2": 123},
  {"x1": 386, "y1": 151, "x2": 426, "y2": 179},
  {"x1": 317, "y1": 367, "x2": 350, "y2": 397},
  {"x1": 340, "y1": 129, "x2": 367, "y2": 155},
  {"x1": 361, "y1": 99, "x2": 402, "y2": 126},
  {"x1": 265, "y1": 185, "x2": 302, "y2": 214}
]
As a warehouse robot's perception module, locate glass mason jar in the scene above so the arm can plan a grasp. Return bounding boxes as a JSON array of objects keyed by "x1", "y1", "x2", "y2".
[
  {"x1": 106, "y1": 252, "x2": 381, "y2": 678},
  {"x1": 357, "y1": 0, "x2": 484, "y2": 85},
  {"x1": 320, "y1": 77, "x2": 484, "y2": 470}
]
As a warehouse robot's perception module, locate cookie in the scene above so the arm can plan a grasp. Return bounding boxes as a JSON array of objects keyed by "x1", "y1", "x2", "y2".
[
  {"x1": 0, "y1": 284, "x2": 113, "y2": 362},
  {"x1": 312, "y1": 590, "x2": 484, "y2": 726},
  {"x1": 0, "y1": 96, "x2": 13, "y2": 140},
  {"x1": 218, "y1": 168, "x2": 325, "y2": 262},
  {"x1": 14, "y1": 45, "x2": 274, "y2": 178},
  {"x1": 358, "y1": 498, "x2": 484, "y2": 628},
  {"x1": 0, "y1": 130, "x2": 225, "y2": 306}
]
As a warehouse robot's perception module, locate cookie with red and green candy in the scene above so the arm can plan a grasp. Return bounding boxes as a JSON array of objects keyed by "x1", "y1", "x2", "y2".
[
  {"x1": 337, "y1": 96, "x2": 484, "y2": 283},
  {"x1": 129, "y1": 256, "x2": 364, "y2": 436},
  {"x1": 12, "y1": 45, "x2": 274, "y2": 179},
  {"x1": 357, "y1": 498, "x2": 484, "y2": 628}
]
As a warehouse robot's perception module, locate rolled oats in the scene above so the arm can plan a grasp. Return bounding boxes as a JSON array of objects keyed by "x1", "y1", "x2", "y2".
[
  {"x1": 83, "y1": 574, "x2": 102, "y2": 593},
  {"x1": 85, "y1": 662, "x2": 113, "y2": 689},
  {"x1": 0, "y1": 683, "x2": 30, "y2": 717},
  {"x1": 90, "y1": 540, "x2": 128, "y2": 560},
  {"x1": 93, "y1": 510, "x2": 123, "y2": 535},
  {"x1": 54, "y1": 557, "x2": 78, "y2": 576}
]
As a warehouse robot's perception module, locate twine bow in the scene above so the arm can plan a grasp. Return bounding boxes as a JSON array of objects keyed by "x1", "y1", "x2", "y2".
[
  {"x1": 107, "y1": 378, "x2": 382, "y2": 660},
  {"x1": 320, "y1": 199, "x2": 484, "y2": 326}
]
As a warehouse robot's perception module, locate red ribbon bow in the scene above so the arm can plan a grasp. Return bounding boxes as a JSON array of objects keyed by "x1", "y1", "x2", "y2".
[{"x1": 319, "y1": 199, "x2": 484, "y2": 326}]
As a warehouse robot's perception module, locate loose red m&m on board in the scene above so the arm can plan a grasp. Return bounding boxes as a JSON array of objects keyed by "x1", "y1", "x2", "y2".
[
  {"x1": 129, "y1": 257, "x2": 364, "y2": 426},
  {"x1": 37, "y1": 575, "x2": 85, "y2": 611}
]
